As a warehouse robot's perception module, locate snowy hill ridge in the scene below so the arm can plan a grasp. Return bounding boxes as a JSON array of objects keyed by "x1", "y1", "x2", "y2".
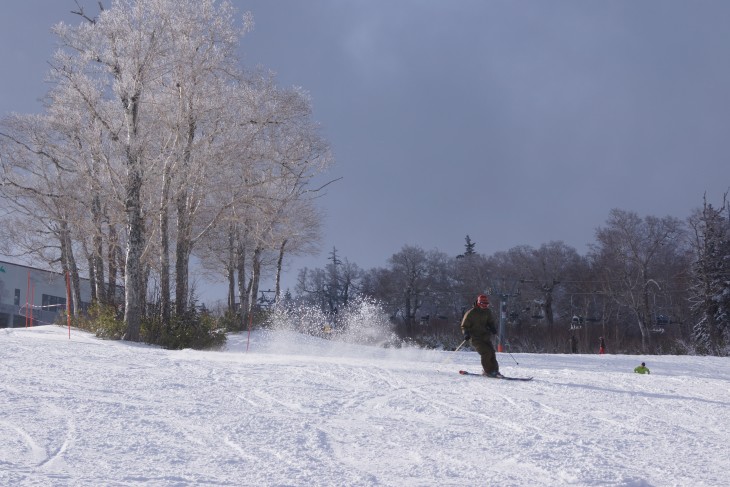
[{"x1": 2, "y1": 325, "x2": 728, "y2": 486}]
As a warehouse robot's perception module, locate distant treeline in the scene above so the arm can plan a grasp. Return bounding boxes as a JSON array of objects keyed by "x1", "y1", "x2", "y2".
[{"x1": 293, "y1": 201, "x2": 730, "y2": 356}]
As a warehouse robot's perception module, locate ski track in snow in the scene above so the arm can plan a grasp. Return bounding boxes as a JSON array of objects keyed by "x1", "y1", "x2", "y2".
[{"x1": 1, "y1": 326, "x2": 728, "y2": 486}]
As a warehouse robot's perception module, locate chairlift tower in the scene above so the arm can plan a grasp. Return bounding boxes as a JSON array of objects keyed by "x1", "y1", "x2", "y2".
[
  {"x1": 492, "y1": 280, "x2": 520, "y2": 353},
  {"x1": 497, "y1": 294, "x2": 508, "y2": 352}
]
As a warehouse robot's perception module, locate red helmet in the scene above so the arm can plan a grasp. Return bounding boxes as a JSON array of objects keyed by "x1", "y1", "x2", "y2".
[{"x1": 476, "y1": 294, "x2": 490, "y2": 309}]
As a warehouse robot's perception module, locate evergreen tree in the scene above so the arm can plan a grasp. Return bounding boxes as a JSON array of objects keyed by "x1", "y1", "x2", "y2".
[
  {"x1": 464, "y1": 235, "x2": 476, "y2": 256},
  {"x1": 689, "y1": 195, "x2": 730, "y2": 354}
]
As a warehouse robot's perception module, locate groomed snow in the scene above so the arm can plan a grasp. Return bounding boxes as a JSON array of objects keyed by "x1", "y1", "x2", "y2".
[{"x1": 1, "y1": 325, "x2": 728, "y2": 486}]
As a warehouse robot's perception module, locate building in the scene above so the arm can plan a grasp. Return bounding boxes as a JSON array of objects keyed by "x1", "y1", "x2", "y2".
[{"x1": 0, "y1": 260, "x2": 92, "y2": 328}]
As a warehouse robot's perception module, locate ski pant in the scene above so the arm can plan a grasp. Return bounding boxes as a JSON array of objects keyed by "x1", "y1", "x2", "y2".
[{"x1": 470, "y1": 337, "x2": 499, "y2": 375}]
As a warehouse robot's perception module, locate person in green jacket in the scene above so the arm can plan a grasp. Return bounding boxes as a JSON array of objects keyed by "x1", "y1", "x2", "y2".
[
  {"x1": 634, "y1": 362, "x2": 650, "y2": 374},
  {"x1": 460, "y1": 294, "x2": 500, "y2": 377}
]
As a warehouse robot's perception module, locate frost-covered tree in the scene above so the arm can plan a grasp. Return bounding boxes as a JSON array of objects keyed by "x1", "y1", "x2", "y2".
[
  {"x1": 688, "y1": 194, "x2": 730, "y2": 354},
  {"x1": 36, "y1": 0, "x2": 331, "y2": 340},
  {"x1": 270, "y1": 199, "x2": 322, "y2": 302},
  {"x1": 195, "y1": 78, "x2": 331, "y2": 319},
  {"x1": 0, "y1": 113, "x2": 88, "y2": 316},
  {"x1": 1, "y1": 0, "x2": 333, "y2": 345},
  {"x1": 49, "y1": 0, "x2": 214, "y2": 339}
]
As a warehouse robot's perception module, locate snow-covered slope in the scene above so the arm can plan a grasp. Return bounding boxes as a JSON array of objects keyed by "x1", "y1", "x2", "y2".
[{"x1": 1, "y1": 325, "x2": 728, "y2": 486}]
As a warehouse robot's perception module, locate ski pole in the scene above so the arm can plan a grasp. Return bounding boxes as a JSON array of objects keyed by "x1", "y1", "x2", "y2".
[
  {"x1": 500, "y1": 340, "x2": 519, "y2": 365},
  {"x1": 454, "y1": 339, "x2": 467, "y2": 352}
]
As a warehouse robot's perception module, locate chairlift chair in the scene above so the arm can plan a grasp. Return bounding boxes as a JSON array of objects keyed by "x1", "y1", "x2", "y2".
[{"x1": 570, "y1": 315, "x2": 583, "y2": 330}]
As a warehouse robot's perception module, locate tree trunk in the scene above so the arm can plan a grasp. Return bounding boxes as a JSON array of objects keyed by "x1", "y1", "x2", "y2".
[
  {"x1": 124, "y1": 156, "x2": 145, "y2": 342},
  {"x1": 237, "y1": 226, "x2": 248, "y2": 325},
  {"x1": 141, "y1": 264, "x2": 150, "y2": 318},
  {"x1": 59, "y1": 220, "x2": 82, "y2": 317},
  {"x1": 275, "y1": 238, "x2": 287, "y2": 303},
  {"x1": 68, "y1": 245, "x2": 82, "y2": 318},
  {"x1": 174, "y1": 116, "x2": 196, "y2": 318},
  {"x1": 544, "y1": 289, "x2": 554, "y2": 325},
  {"x1": 227, "y1": 222, "x2": 236, "y2": 312},
  {"x1": 85, "y1": 242, "x2": 97, "y2": 304},
  {"x1": 160, "y1": 200, "x2": 171, "y2": 325},
  {"x1": 91, "y1": 193, "x2": 106, "y2": 305},
  {"x1": 639, "y1": 293, "x2": 652, "y2": 352},
  {"x1": 59, "y1": 224, "x2": 72, "y2": 313},
  {"x1": 175, "y1": 229, "x2": 192, "y2": 316},
  {"x1": 247, "y1": 245, "x2": 262, "y2": 317},
  {"x1": 107, "y1": 224, "x2": 119, "y2": 307}
]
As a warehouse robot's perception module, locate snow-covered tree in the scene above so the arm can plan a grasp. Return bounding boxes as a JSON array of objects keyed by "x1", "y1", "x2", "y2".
[
  {"x1": 1, "y1": 0, "x2": 333, "y2": 345},
  {"x1": 194, "y1": 78, "x2": 332, "y2": 320},
  {"x1": 0, "y1": 113, "x2": 89, "y2": 316},
  {"x1": 688, "y1": 194, "x2": 730, "y2": 354}
]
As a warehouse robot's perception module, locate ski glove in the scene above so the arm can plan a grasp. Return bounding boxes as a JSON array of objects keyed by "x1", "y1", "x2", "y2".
[{"x1": 463, "y1": 333, "x2": 471, "y2": 341}]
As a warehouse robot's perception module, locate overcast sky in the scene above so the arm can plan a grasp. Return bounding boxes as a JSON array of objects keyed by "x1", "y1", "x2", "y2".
[{"x1": 2, "y1": 1, "x2": 730, "y2": 299}]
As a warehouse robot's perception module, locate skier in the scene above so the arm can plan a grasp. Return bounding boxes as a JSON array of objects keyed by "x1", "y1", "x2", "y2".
[
  {"x1": 634, "y1": 362, "x2": 650, "y2": 374},
  {"x1": 460, "y1": 294, "x2": 501, "y2": 377},
  {"x1": 599, "y1": 336, "x2": 606, "y2": 355}
]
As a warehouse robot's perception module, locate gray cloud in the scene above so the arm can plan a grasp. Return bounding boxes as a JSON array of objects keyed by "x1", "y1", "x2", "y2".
[{"x1": 2, "y1": 0, "x2": 729, "y2": 296}]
